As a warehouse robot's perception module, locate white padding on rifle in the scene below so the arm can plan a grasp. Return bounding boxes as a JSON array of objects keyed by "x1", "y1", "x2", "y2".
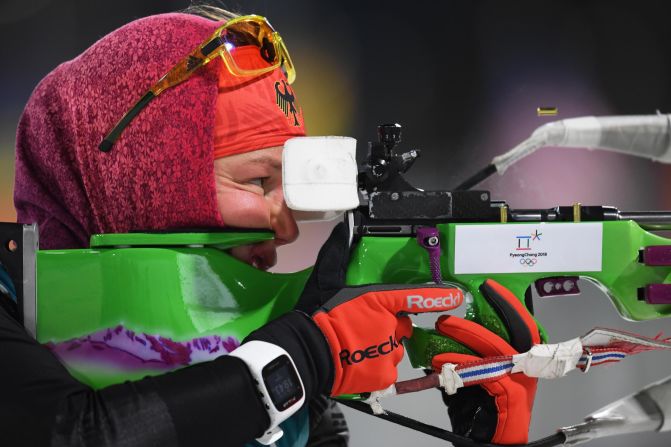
[
  {"x1": 439, "y1": 363, "x2": 464, "y2": 395},
  {"x1": 511, "y1": 338, "x2": 583, "y2": 379},
  {"x1": 283, "y1": 136, "x2": 359, "y2": 213}
]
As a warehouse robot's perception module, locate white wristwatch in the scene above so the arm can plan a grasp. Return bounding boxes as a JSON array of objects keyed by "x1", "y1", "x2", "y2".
[{"x1": 230, "y1": 341, "x2": 306, "y2": 445}]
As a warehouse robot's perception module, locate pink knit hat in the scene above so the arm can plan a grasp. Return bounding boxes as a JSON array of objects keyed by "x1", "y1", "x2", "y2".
[{"x1": 14, "y1": 13, "x2": 303, "y2": 249}]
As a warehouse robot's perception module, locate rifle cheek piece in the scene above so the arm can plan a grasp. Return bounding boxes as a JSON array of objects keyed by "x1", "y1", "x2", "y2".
[{"x1": 282, "y1": 136, "x2": 359, "y2": 221}]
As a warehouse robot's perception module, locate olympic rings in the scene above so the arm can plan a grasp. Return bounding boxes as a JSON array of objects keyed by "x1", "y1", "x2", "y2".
[{"x1": 519, "y1": 258, "x2": 538, "y2": 266}]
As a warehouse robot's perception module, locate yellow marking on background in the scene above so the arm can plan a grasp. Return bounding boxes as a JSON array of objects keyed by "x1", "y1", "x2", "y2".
[{"x1": 291, "y1": 47, "x2": 354, "y2": 135}]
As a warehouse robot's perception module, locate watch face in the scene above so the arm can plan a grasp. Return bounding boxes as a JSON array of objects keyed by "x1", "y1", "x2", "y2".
[{"x1": 262, "y1": 355, "x2": 303, "y2": 411}]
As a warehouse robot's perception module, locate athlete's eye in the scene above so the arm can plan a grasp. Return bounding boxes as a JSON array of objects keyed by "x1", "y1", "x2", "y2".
[{"x1": 248, "y1": 178, "x2": 265, "y2": 188}]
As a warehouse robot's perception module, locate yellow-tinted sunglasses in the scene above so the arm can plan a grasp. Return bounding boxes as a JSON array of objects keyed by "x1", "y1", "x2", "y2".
[{"x1": 99, "y1": 14, "x2": 295, "y2": 152}]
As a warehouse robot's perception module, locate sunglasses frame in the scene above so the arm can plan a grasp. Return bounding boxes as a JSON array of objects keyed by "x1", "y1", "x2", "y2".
[{"x1": 99, "y1": 14, "x2": 295, "y2": 152}]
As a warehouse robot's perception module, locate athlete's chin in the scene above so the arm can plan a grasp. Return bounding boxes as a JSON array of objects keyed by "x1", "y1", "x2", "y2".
[{"x1": 228, "y1": 241, "x2": 278, "y2": 271}]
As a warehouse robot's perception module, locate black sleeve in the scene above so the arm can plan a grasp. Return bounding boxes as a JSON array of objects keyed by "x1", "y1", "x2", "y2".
[
  {"x1": 0, "y1": 294, "x2": 271, "y2": 447},
  {"x1": 306, "y1": 395, "x2": 349, "y2": 447}
]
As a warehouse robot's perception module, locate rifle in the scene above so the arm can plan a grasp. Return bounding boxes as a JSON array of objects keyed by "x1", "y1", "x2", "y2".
[
  {"x1": 283, "y1": 116, "x2": 671, "y2": 445},
  {"x1": 1, "y1": 114, "x2": 671, "y2": 445},
  {"x1": 284, "y1": 118, "x2": 671, "y2": 368}
]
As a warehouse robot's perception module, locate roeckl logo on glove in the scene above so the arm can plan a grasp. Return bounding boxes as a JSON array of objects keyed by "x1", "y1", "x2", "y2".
[
  {"x1": 339, "y1": 335, "x2": 402, "y2": 366},
  {"x1": 406, "y1": 292, "x2": 463, "y2": 310}
]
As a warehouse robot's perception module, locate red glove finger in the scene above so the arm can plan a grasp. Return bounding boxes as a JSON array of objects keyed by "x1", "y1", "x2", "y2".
[
  {"x1": 483, "y1": 375, "x2": 537, "y2": 444},
  {"x1": 436, "y1": 315, "x2": 517, "y2": 357},
  {"x1": 313, "y1": 284, "x2": 464, "y2": 396}
]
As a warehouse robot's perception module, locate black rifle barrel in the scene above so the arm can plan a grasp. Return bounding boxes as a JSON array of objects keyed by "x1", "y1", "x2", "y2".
[
  {"x1": 508, "y1": 208, "x2": 671, "y2": 225},
  {"x1": 618, "y1": 211, "x2": 671, "y2": 223}
]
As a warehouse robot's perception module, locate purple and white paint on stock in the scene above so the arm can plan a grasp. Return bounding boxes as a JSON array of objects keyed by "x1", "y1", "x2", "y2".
[{"x1": 45, "y1": 325, "x2": 241, "y2": 371}]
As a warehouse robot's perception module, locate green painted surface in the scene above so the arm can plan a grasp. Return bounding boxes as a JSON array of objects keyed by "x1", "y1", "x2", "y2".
[
  {"x1": 347, "y1": 221, "x2": 671, "y2": 368},
  {"x1": 37, "y1": 233, "x2": 311, "y2": 388},
  {"x1": 35, "y1": 221, "x2": 671, "y2": 386},
  {"x1": 90, "y1": 231, "x2": 274, "y2": 249}
]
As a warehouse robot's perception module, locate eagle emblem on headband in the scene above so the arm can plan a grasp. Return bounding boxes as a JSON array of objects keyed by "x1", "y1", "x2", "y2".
[{"x1": 275, "y1": 80, "x2": 301, "y2": 126}]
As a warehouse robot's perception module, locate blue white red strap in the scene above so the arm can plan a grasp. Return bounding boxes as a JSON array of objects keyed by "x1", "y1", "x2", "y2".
[
  {"x1": 444, "y1": 328, "x2": 670, "y2": 390},
  {"x1": 455, "y1": 357, "x2": 516, "y2": 386},
  {"x1": 366, "y1": 328, "x2": 670, "y2": 414},
  {"x1": 577, "y1": 348, "x2": 626, "y2": 371},
  {"x1": 445, "y1": 346, "x2": 629, "y2": 388}
]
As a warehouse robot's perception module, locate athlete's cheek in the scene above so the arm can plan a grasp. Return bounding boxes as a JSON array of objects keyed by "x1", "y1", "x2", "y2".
[{"x1": 216, "y1": 189, "x2": 271, "y2": 229}]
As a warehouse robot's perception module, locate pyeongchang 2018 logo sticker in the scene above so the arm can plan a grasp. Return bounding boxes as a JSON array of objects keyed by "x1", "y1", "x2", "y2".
[{"x1": 510, "y1": 229, "x2": 547, "y2": 267}]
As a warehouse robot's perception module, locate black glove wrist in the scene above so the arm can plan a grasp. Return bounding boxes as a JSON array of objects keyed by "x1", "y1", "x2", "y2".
[{"x1": 246, "y1": 311, "x2": 334, "y2": 399}]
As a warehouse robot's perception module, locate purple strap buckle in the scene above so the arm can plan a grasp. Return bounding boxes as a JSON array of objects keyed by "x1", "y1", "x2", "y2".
[{"x1": 416, "y1": 227, "x2": 442, "y2": 284}]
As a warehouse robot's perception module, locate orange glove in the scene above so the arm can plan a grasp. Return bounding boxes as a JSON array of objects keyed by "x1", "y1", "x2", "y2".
[
  {"x1": 314, "y1": 283, "x2": 464, "y2": 396},
  {"x1": 297, "y1": 223, "x2": 465, "y2": 396},
  {"x1": 432, "y1": 280, "x2": 541, "y2": 445}
]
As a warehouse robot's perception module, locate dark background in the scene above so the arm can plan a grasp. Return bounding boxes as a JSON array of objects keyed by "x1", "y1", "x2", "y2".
[
  {"x1": 3, "y1": 0, "x2": 671, "y2": 218},
  {"x1": 1, "y1": 1, "x2": 671, "y2": 446}
]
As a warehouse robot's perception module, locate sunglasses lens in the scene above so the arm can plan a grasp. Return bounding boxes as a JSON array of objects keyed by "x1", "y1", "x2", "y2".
[
  {"x1": 223, "y1": 19, "x2": 280, "y2": 72},
  {"x1": 278, "y1": 38, "x2": 295, "y2": 84}
]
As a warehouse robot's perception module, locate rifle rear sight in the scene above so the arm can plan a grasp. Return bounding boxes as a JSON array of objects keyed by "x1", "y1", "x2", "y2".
[
  {"x1": 359, "y1": 123, "x2": 420, "y2": 192},
  {"x1": 355, "y1": 123, "x2": 495, "y2": 232}
]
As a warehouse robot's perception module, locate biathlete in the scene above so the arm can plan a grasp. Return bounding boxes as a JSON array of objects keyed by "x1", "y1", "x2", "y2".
[{"x1": 0, "y1": 6, "x2": 541, "y2": 446}]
